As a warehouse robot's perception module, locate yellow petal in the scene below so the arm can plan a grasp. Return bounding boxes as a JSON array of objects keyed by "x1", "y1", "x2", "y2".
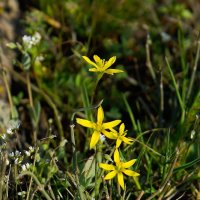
[
  {"x1": 109, "y1": 129, "x2": 119, "y2": 138},
  {"x1": 89, "y1": 68, "x2": 99, "y2": 72},
  {"x1": 76, "y1": 118, "x2": 95, "y2": 128},
  {"x1": 119, "y1": 123, "x2": 125, "y2": 135},
  {"x1": 103, "y1": 56, "x2": 116, "y2": 70},
  {"x1": 122, "y1": 159, "x2": 137, "y2": 168},
  {"x1": 116, "y1": 138, "x2": 122, "y2": 148},
  {"x1": 122, "y1": 137, "x2": 133, "y2": 144},
  {"x1": 105, "y1": 69, "x2": 124, "y2": 75},
  {"x1": 102, "y1": 130, "x2": 117, "y2": 139},
  {"x1": 123, "y1": 170, "x2": 140, "y2": 177},
  {"x1": 82, "y1": 56, "x2": 98, "y2": 68},
  {"x1": 97, "y1": 106, "x2": 104, "y2": 125},
  {"x1": 90, "y1": 131, "x2": 100, "y2": 149},
  {"x1": 114, "y1": 149, "x2": 120, "y2": 163},
  {"x1": 104, "y1": 170, "x2": 117, "y2": 180},
  {"x1": 99, "y1": 163, "x2": 115, "y2": 170},
  {"x1": 117, "y1": 172, "x2": 125, "y2": 189},
  {"x1": 93, "y1": 55, "x2": 101, "y2": 63},
  {"x1": 103, "y1": 120, "x2": 121, "y2": 129}
]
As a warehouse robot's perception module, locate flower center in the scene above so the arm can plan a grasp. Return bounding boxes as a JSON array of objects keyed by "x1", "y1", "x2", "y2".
[
  {"x1": 116, "y1": 162, "x2": 123, "y2": 172},
  {"x1": 95, "y1": 124, "x2": 103, "y2": 132},
  {"x1": 97, "y1": 59, "x2": 105, "y2": 70}
]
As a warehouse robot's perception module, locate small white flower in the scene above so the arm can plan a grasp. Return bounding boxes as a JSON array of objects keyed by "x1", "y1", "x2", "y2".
[
  {"x1": 6, "y1": 128, "x2": 13, "y2": 135},
  {"x1": 15, "y1": 150, "x2": 21, "y2": 156},
  {"x1": 100, "y1": 134, "x2": 106, "y2": 142},
  {"x1": 32, "y1": 32, "x2": 41, "y2": 45},
  {"x1": 22, "y1": 35, "x2": 33, "y2": 49},
  {"x1": 22, "y1": 163, "x2": 30, "y2": 171},
  {"x1": 22, "y1": 32, "x2": 41, "y2": 49},
  {"x1": 29, "y1": 146, "x2": 35, "y2": 153},
  {"x1": 24, "y1": 150, "x2": 31, "y2": 157},
  {"x1": 18, "y1": 191, "x2": 26, "y2": 196},
  {"x1": 35, "y1": 55, "x2": 44, "y2": 62},
  {"x1": 22, "y1": 35, "x2": 32, "y2": 43},
  {"x1": 9, "y1": 152, "x2": 15, "y2": 157}
]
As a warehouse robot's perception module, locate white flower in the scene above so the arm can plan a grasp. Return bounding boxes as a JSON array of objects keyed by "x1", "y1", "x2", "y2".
[
  {"x1": 6, "y1": 128, "x2": 13, "y2": 135},
  {"x1": 32, "y1": 32, "x2": 41, "y2": 45},
  {"x1": 35, "y1": 55, "x2": 44, "y2": 62},
  {"x1": 24, "y1": 150, "x2": 30, "y2": 157},
  {"x1": 100, "y1": 134, "x2": 106, "y2": 142},
  {"x1": 29, "y1": 146, "x2": 35, "y2": 153},
  {"x1": 9, "y1": 152, "x2": 15, "y2": 157},
  {"x1": 22, "y1": 32, "x2": 41, "y2": 49},
  {"x1": 18, "y1": 191, "x2": 26, "y2": 196},
  {"x1": 22, "y1": 163, "x2": 31, "y2": 171},
  {"x1": 22, "y1": 35, "x2": 33, "y2": 49},
  {"x1": 15, "y1": 150, "x2": 21, "y2": 156}
]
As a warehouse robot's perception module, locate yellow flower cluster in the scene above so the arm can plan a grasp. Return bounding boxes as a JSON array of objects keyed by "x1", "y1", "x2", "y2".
[{"x1": 76, "y1": 106, "x2": 140, "y2": 189}]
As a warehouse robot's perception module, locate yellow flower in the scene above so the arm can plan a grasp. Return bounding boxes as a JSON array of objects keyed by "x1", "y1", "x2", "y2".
[
  {"x1": 76, "y1": 106, "x2": 121, "y2": 149},
  {"x1": 82, "y1": 55, "x2": 123, "y2": 75},
  {"x1": 99, "y1": 149, "x2": 140, "y2": 189},
  {"x1": 103, "y1": 123, "x2": 134, "y2": 148}
]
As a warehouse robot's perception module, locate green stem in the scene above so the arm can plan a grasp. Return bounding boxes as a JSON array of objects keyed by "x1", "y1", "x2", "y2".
[
  {"x1": 26, "y1": 72, "x2": 38, "y2": 143},
  {"x1": 117, "y1": 182, "x2": 121, "y2": 198},
  {"x1": 2, "y1": 69, "x2": 16, "y2": 119},
  {"x1": 20, "y1": 171, "x2": 52, "y2": 200},
  {"x1": 26, "y1": 147, "x2": 39, "y2": 200},
  {"x1": 187, "y1": 39, "x2": 200, "y2": 99},
  {"x1": 95, "y1": 142, "x2": 102, "y2": 199},
  {"x1": 9, "y1": 69, "x2": 64, "y2": 140},
  {"x1": 26, "y1": 72, "x2": 33, "y2": 108},
  {"x1": 165, "y1": 57, "x2": 185, "y2": 123},
  {"x1": 91, "y1": 73, "x2": 103, "y2": 105},
  {"x1": 70, "y1": 123, "x2": 77, "y2": 171},
  {"x1": 146, "y1": 34, "x2": 156, "y2": 81}
]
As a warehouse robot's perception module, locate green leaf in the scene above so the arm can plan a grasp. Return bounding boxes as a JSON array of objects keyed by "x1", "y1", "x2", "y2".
[
  {"x1": 22, "y1": 52, "x2": 31, "y2": 70},
  {"x1": 82, "y1": 155, "x2": 95, "y2": 179},
  {"x1": 174, "y1": 158, "x2": 200, "y2": 172},
  {"x1": 6, "y1": 43, "x2": 17, "y2": 49}
]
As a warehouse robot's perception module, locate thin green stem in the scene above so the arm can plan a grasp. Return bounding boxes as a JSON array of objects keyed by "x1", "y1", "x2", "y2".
[
  {"x1": 26, "y1": 72, "x2": 33, "y2": 108},
  {"x1": 117, "y1": 182, "x2": 121, "y2": 198},
  {"x1": 8, "y1": 68, "x2": 64, "y2": 140},
  {"x1": 94, "y1": 143, "x2": 102, "y2": 199},
  {"x1": 26, "y1": 147, "x2": 39, "y2": 200},
  {"x1": 91, "y1": 73, "x2": 103, "y2": 105},
  {"x1": 70, "y1": 123, "x2": 77, "y2": 171},
  {"x1": 165, "y1": 57, "x2": 185, "y2": 122},
  {"x1": 26, "y1": 72, "x2": 38, "y2": 143},
  {"x1": 20, "y1": 171, "x2": 52, "y2": 200},
  {"x1": 146, "y1": 34, "x2": 156, "y2": 81},
  {"x1": 187, "y1": 39, "x2": 200, "y2": 99},
  {"x1": 1, "y1": 69, "x2": 16, "y2": 119},
  {"x1": 122, "y1": 94, "x2": 138, "y2": 132}
]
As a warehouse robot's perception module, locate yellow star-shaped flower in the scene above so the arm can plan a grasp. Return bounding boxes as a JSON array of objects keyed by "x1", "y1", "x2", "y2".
[
  {"x1": 99, "y1": 149, "x2": 140, "y2": 189},
  {"x1": 76, "y1": 106, "x2": 121, "y2": 149},
  {"x1": 82, "y1": 55, "x2": 123, "y2": 75},
  {"x1": 103, "y1": 123, "x2": 134, "y2": 148}
]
